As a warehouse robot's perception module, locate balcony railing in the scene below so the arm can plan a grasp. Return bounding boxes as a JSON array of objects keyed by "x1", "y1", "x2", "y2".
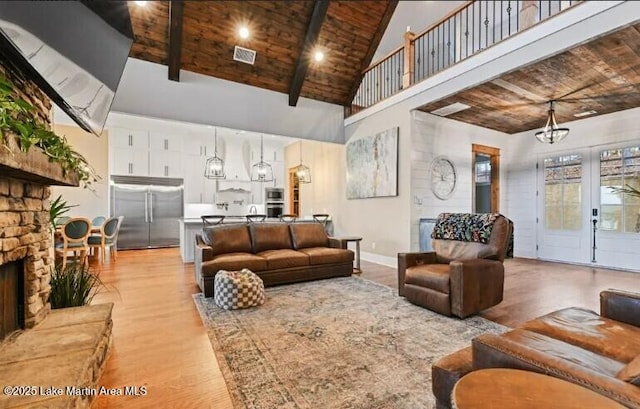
[{"x1": 346, "y1": 0, "x2": 578, "y2": 117}]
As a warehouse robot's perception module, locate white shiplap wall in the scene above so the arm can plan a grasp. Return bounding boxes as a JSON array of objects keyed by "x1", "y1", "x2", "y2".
[{"x1": 410, "y1": 111, "x2": 509, "y2": 251}]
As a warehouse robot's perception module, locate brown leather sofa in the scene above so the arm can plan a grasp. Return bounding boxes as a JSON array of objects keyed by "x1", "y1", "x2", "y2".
[
  {"x1": 398, "y1": 213, "x2": 512, "y2": 318},
  {"x1": 194, "y1": 222, "x2": 354, "y2": 297},
  {"x1": 432, "y1": 289, "x2": 640, "y2": 409}
]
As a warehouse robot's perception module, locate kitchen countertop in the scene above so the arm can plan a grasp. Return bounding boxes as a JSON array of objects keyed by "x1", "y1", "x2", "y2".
[{"x1": 179, "y1": 216, "x2": 330, "y2": 225}]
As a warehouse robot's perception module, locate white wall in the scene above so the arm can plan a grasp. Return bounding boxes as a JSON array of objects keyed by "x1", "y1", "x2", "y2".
[
  {"x1": 506, "y1": 107, "x2": 640, "y2": 258},
  {"x1": 50, "y1": 124, "x2": 109, "y2": 220},
  {"x1": 410, "y1": 111, "x2": 509, "y2": 250},
  {"x1": 343, "y1": 100, "x2": 413, "y2": 263},
  {"x1": 112, "y1": 59, "x2": 345, "y2": 144}
]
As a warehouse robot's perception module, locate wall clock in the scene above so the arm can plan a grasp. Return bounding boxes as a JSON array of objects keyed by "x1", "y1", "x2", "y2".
[{"x1": 430, "y1": 156, "x2": 457, "y2": 200}]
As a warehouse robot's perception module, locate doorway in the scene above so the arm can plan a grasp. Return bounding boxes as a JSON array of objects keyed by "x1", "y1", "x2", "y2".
[
  {"x1": 472, "y1": 144, "x2": 500, "y2": 213},
  {"x1": 536, "y1": 143, "x2": 640, "y2": 270}
]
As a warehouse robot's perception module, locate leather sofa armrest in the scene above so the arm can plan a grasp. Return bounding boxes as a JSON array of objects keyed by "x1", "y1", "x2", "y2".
[
  {"x1": 450, "y1": 259, "x2": 504, "y2": 318},
  {"x1": 600, "y1": 289, "x2": 640, "y2": 328},
  {"x1": 397, "y1": 252, "x2": 437, "y2": 296},
  {"x1": 194, "y1": 234, "x2": 214, "y2": 287},
  {"x1": 195, "y1": 234, "x2": 214, "y2": 261},
  {"x1": 328, "y1": 237, "x2": 348, "y2": 249}
]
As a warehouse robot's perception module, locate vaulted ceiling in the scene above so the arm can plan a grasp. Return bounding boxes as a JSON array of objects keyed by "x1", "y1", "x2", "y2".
[
  {"x1": 127, "y1": 1, "x2": 397, "y2": 107},
  {"x1": 418, "y1": 23, "x2": 640, "y2": 134}
]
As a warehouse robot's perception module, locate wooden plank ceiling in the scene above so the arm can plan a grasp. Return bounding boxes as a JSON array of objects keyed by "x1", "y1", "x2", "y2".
[
  {"x1": 417, "y1": 23, "x2": 640, "y2": 134},
  {"x1": 127, "y1": 1, "x2": 397, "y2": 106}
]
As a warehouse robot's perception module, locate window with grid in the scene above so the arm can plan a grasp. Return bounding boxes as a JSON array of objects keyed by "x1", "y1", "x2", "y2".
[
  {"x1": 600, "y1": 146, "x2": 640, "y2": 233},
  {"x1": 475, "y1": 160, "x2": 491, "y2": 184},
  {"x1": 544, "y1": 154, "x2": 582, "y2": 230}
]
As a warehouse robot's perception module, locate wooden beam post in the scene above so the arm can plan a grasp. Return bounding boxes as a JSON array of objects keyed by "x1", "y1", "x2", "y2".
[
  {"x1": 520, "y1": 0, "x2": 539, "y2": 30},
  {"x1": 168, "y1": 0, "x2": 184, "y2": 82},
  {"x1": 288, "y1": 0, "x2": 330, "y2": 107},
  {"x1": 402, "y1": 31, "x2": 415, "y2": 89}
]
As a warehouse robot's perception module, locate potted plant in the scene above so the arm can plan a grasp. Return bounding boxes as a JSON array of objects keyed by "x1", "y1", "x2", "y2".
[
  {"x1": 49, "y1": 262, "x2": 103, "y2": 309},
  {"x1": 49, "y1": 195, "x2": 78, "y2": 233},
  {"x1": 0, "y1": 76, "x2": 99, "y2": 188}
]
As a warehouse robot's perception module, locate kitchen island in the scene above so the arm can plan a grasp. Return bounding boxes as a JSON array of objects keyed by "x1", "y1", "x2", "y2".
[{"x1": 178, "y1": 216, "x2": 332, "y2": 263}]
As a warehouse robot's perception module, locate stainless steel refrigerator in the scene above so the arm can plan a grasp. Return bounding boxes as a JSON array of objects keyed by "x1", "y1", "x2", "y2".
[{"x1": 111, "y1": 176, "x2": 184, "y2": 249}]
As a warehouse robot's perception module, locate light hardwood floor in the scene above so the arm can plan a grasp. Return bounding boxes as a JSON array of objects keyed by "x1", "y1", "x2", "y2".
[{"x1": 91, "y1": 248, "x2": 640, "y2": 408}]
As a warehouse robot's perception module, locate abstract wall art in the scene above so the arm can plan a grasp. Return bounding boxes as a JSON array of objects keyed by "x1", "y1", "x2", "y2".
[{"x1": 346, "y1": 127, "x2": 398, "y2": 199}]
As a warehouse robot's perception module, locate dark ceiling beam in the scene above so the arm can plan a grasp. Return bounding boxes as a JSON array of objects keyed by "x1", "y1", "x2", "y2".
[
  {"x1": 168, "y1": 0, "x2": 184, "y2": 82},
  {"x1": 344, "y1": 0, "x2": 399, "y2": 106},
  {"x1": 288, "y1": 0, "x2": 330, "y2": 107}
]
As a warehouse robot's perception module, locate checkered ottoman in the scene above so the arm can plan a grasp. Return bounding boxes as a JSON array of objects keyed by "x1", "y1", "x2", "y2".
[{"x1": 214, "y1": 269, "x2": 265, "y2": 310}]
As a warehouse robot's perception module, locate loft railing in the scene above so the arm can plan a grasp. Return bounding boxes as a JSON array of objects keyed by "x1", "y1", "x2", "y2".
[
  {"x1": 346, "y1": 0, "x2": 578, "y2": 117},
  {"x1": 349, "y1": 48, "x2": 404, "y2": 116}
]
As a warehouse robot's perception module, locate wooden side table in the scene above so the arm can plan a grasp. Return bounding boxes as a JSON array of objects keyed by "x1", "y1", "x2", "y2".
[
  {"x1": 333, "y1": 236, "x2": 362, "y2": 274},
  {"x1": 452, "y1": 368, "x2": 625, "y2": 409}
]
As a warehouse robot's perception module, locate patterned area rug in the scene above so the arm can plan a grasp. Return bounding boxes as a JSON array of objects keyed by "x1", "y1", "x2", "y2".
[{"x1": 193, "y1": 277, "x2": 506, "y2": 409}]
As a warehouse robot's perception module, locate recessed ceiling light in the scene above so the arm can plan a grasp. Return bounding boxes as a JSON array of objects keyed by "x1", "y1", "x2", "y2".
[
  {"x1": 573, "y1": 110, "x2": 597, "y2": 118},
  {"x1": 134, "y1": 1, "x2": 147, "y2": 7},
  {"x1": 314, "y1": 51, "x2": 324, "y2": 62},
  {"x1": 239, "y1": 26, "x2": 250, "y2": 39}
]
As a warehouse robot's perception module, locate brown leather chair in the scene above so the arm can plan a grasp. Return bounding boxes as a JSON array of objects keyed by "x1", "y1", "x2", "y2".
[{"x1": 398, "y1": 213, "x2": 512, "y2": 318}]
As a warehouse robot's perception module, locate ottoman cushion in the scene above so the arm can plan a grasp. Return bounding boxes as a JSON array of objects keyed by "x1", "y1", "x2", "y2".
[{"x1": 214, "y1": 269, "x2": 265, "y2": 310}]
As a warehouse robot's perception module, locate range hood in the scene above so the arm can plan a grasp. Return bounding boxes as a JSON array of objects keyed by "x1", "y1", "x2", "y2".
[{"x1": 217, "y1": 138, "x2": 251, "y2": 192}]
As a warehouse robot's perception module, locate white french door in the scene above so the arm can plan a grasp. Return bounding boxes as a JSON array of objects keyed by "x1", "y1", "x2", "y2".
[
  {"x1": 537, "y1": 142, "x2": 640, "y2": 270},
  {"x1": 537, "y1": 151, "x2": 591, "y2": 264}
]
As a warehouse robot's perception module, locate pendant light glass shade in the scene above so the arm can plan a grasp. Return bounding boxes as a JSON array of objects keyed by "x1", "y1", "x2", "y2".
[
  {"x1": 535, "y1": 101, "x2": 570, "y2": 144},
  {"x1": 251, "y1": 135, "x2": 273, "y2": 182},
  {"x1": 204, "y1": 129, "x2": 226, "y2": 179},
  {"x1": 292, "y1": 141, "x2": 311, "y2": 183}
]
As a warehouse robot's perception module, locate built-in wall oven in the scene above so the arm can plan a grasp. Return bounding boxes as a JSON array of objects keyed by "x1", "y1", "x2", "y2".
[
  {"x1": 265, "y1": 188, "x2": 284, "y2": 218},
  {"x1": 266, "y1": 203, "x2": 284, "y2": 218}
]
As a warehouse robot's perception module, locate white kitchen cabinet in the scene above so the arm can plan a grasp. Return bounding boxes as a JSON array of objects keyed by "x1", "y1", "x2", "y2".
[
  {"x1": 149, "y1": 150, "x2": 183, "y2": 178},
  {"x1": 183, "y1": 133, "x2": 217, "y2": 157},
  {"x1": 250, "y1": 142, "x2": 281, "y2": 162},
  {"x1": 183, "y1": 155, "x2": 216, "y2": 204},
  {"x1": 109, "y1": 127, "x2": 149, "y2": 150},
  {"x1": 250, "y1": 181, "x2": 264, "y2": 204},
  {"x1": 110, "y1": 147, "x2": 149, "y2": 176},
  {"x1": 149, "y1": 132, "x2": 183, "y2": 153},
  {"x1": 272, "y1": 162, "x2": 285, "y2": 189}
]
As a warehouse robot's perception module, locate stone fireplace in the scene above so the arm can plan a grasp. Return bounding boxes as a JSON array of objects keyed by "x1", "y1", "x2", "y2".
[
  {"x1": 0, "y1": 62, "x2": 113, "y2": 409},
  {"x1": 0, "y1": 177, "x2": 55, "y2": 336}
]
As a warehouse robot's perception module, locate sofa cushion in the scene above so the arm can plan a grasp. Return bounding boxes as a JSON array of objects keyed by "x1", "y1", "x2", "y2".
[
  {"x1": 520, "y1": 307, "x2": 640, "y2": 363},
  {"x1": 290, "y1": 223, "x2": 329, "y2": 249},
  {"x1": 473, "y1": 329, "x2": 626, "y2": 378},
  {"x1": 200, "y1": 253, "x2": 268, "y2": 277},
  {"x1": 250, "y1": 224, "x2": 293, "y2": 253},
  {"x1": 298, "y1": 247, "x2": 353, "y2": 265},
  {"x1": 257, "y1": 249, "x2": 310, "y2": 270},
  {"x1": 201, "y1": 225, "x2": 253, "y2": 256},
  {"x1": 617, "y1": 355, "x2": 640, "y2": 386},
  {"x1": 405, "y1": 264, "x2": 450, "y2": 294}
]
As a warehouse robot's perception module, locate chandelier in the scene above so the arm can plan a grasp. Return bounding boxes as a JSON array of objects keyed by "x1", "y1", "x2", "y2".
[
  {"x1": 292, "y1": 141, "x2": 311, "y2": 183},
  {"x1": 250, "y1": 135, "x2": 273, "y2": 182},
  {"x1": 204, "y1": 128, "x2": 226, "y2": 179},
  {"x1": 535, "y1": 101, "x2": 569, "y2": 144}
]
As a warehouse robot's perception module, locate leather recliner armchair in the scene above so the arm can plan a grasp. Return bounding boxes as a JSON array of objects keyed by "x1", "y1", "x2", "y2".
[{"x1": 398, "y1": 213, "x2": 512, "y2": 318}]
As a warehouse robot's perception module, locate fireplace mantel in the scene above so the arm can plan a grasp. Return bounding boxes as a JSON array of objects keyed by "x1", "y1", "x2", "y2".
[{"x1": 0, "y1": 134, "x2": 78, "y2": 187}]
